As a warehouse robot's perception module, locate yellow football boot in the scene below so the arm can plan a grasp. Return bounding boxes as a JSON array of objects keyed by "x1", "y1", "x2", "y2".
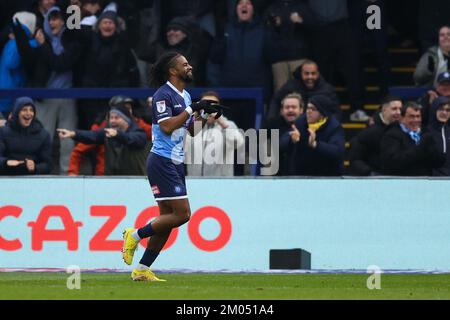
[
  {"x1": 122, "y1": 228, "x2": 139, "y2": 265},
  {"x1": 131, "y1": 268, "x2": 166, "y2": 282}
]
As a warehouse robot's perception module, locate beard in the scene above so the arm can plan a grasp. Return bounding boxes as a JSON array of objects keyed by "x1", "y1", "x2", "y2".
[{"x1": 182, "y1": 71, "x2": 194, "y2": 83}]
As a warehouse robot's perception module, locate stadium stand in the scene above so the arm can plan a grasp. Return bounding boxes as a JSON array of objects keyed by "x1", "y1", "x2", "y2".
[{"x1": 0, "y1": 0, "x2": 445, "y2": 176}]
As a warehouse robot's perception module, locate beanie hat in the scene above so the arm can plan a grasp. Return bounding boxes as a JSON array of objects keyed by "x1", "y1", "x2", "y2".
[
  {"x1": 110, "y1": 104, "x2": 132, "y2": 124},
  {"x1": 11, "y1": 97, "x2": 37, "y2": 127},
  {"x1": 166, "y1": 17, "x2": 192, "y2": 35},
  {"x1": 97, "y1": 10, "x2": 119, "y2": 27},
  {"x1": 13, "y1": 11, "x2": 37, "y2": 35},
  {"x1": 109, "y1": 95, "x2": 133, "y2": 108},
  {"x1": 13, "y1": 97, "x2": 36, "y2": 114},
  {"x1": 308, "y1": 95, "x2": 334, "y2": 117}
]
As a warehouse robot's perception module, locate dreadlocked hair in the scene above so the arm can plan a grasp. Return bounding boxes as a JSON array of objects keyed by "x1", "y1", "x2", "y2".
[{"x1": 150, "y1": 51, "x2": 181, "y2": 87}]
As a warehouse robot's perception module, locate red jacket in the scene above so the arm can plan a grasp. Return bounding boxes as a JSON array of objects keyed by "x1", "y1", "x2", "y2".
[{"x1": 68, "y1": 121, "x2": 106, "y2": 176}]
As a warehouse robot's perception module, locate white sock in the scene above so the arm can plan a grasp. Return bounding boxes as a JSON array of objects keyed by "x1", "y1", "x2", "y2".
[
  {"x1": 137, "y1": 264, "x2": 149, "y2": 271},
  {"x1": 131, "y1": 230, "x2": 141, "y2": 241}
]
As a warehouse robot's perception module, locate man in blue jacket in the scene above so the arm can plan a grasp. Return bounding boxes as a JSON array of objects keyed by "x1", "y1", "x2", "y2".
[
  {"x1": 208, "y1": 0, "x2": 271, "y2": 100},
  {"x1": 281, "y1": 95, "x2": 345, "y2": 176},
  {"x1": 0, "y1": 12, "x2": 39, "y2": 116},
  {"x1": 0, "y1": 97, "x2": 52, "y2": 175}
]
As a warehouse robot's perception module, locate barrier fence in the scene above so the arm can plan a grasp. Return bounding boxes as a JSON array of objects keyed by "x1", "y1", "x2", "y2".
[{"x1": 1, "y1": 177, "x2": 449, "y2": 271}]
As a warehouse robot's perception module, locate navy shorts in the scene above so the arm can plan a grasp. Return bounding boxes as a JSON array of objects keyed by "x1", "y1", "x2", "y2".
[{"x1": 146, "y1": 152, "x2": 188, "y2": 201}]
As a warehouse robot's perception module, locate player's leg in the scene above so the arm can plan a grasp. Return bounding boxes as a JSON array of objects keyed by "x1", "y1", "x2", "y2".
[
  {"x1": 131, "y1": 199, "x2": 191, "y2": 281},
  {"x1": 148, "y1": 199, "x2": 190, "y2": 243},
  {"x1": 123, "y1": 152, "x2": 189, "y2": 280},
  {"x1": 129, "y1": 200, "x2": 171, "y2": 281},
  {"x1": 122, "y1": 201, "x2": 173, "y2": 265},
  {"x1": 141, "y1": 199, "x2": 191, "y2": 235},
  {"x1": 133, "y1": 198, "x2": 190, "y2": 265},
  {"x1": 136, "y1": 199, "x2": 173, "y2": 270}
]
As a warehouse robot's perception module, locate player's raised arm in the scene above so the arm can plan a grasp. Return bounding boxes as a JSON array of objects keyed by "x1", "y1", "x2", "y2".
[{"x1": 159, "y1": 100, "x2": 221, "y2": 135}]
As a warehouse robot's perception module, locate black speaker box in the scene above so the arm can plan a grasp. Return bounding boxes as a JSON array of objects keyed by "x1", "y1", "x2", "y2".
[{"x1": 269, "y1": 248, "x2": 311, "y2": 270}]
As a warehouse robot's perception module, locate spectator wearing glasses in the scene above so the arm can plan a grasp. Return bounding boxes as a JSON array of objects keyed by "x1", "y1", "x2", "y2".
[{"x1": 283, "y1": 95, "x2": 345, "y2": 176}]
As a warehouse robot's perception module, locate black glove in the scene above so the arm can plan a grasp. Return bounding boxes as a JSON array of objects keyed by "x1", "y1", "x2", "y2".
[
  {"x1": 204, "y1": 105, "x2": 223, "y2": 119},
  {"x1": 190, "y1": 99, "x2": 214, "y2": 112},
  {"x1": 428, "y1": 56, "x2": 435, "y2": 73},
  {"x1": 191, "y1": 99, "x2": 229, "y2": 119}
]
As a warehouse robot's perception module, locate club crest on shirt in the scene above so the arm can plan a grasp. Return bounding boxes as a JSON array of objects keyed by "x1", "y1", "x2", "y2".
[{"x1": 156, "y1": 101, "x2": 166, "y2": 113}]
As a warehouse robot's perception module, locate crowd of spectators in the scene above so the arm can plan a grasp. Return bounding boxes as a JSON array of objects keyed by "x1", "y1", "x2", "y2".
[{"x1": 1, "y1": 0, "x2": 450, "y2": 177}]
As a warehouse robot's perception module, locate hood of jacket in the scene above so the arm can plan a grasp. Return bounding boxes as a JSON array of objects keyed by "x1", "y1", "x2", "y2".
[
  {"x1": 44, "y1": 6, "x2": 66, "y2": 54},
  {"x1": 429, "y1": 96, "x2": 450, "y2": 130},
  {"x1": 8, "y1": 97, "x2": 43, "y2": 133}
]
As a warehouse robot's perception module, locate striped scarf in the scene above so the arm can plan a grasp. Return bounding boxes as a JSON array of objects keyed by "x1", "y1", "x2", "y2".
[{"x1": 400, "y1": 123, "x2": 421, "y2": 145}]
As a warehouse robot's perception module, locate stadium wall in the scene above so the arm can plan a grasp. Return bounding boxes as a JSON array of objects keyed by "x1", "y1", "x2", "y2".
[{"x1": 0, "y1": 177, "x2": 449, "y2": 271}]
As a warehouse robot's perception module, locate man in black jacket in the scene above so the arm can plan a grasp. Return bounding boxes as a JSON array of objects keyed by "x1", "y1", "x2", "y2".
[
  {"x1": 144, "y1": 16, "x2": 211, "y2": 87},
  {"x1": 57, "y1": 103, "x2": 149, "y2": 175},
  {"x1": 77, "y1": 9, "x2": 140, "y2": 129},
  {"x1": 427, "y1": 96, "x2": 450, "y2": 176},
  {"x1": 282, "y1": 95, "x2": 345, "y2": 176},
  {"x1": 158, "y1": 0, "x2": 216, "y2": 37},
  {"x1": 266, "y1": 92, "x2": 304, "y2": 176},
  {"x1": 380, "y1": 101, "x2": 445, "y2": 176},
  {"x1": 0, "y1": 97, "x2": 52, "y2": 175},
  {"x1": 268, "y1": 60, "x2": 340, "y2": 120},
  {"x1": 349, "y1": 95, "x2": 402, "y2": 176},
  {"x1": 209, "y1": 0, "x2": 272, "y2": 99}
]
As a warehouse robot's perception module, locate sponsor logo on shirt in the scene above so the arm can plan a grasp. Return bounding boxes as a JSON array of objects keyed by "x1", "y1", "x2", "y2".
[{"x1": 174, "y1": 104, "x2": 183, "y2": 109}]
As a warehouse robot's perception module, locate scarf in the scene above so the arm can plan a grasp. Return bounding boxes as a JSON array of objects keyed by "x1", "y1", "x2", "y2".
[
  {"x1": 308, "y1": 117, "x2": 328, "y2": 132},
  {"x1": 400, "y1": 123, "x2": 421, "y2": 145}
]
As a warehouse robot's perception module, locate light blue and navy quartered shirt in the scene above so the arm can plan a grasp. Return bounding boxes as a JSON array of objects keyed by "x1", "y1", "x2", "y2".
[{"x1": 151, "y1": 81, "x2": 193, "y2": 163}]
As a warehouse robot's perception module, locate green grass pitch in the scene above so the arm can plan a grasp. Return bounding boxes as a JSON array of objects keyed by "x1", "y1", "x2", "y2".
[{"x1": 0, "y1": 272, "x2": 449, "y2": 300}]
